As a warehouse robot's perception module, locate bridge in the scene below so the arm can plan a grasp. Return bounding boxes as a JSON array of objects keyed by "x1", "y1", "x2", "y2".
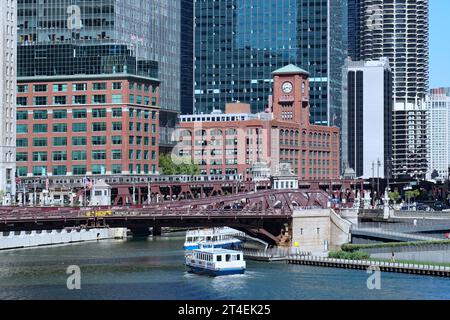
[
  {"x1": 0, "y1": 189, "x2": 331, "y2": 245},
  {"x1": 17, "y1": 174, "x2": 366, "y2": 206}
]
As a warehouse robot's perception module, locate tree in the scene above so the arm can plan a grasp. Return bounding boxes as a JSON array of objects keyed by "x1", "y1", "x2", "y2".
[
  {"x1": 389, "y1": 191, "x2": 401, "y2": 203},
  {"x1": 405, "y1": 190, "x2": 421, "y2": 203},
  {"x1": 159, "y1": 154, "x2": 200, "y2": 176}
]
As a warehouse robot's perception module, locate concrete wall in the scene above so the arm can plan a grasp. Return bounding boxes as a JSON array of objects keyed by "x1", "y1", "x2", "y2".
[
  {"x1": 292, "y1": 209, "x2": 351, "y2": 252},
  {"x1": 0, "y1": 228, "x2": 127, "y2": 250}
]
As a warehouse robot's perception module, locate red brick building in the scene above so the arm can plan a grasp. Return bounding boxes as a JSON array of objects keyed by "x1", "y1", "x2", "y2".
[
  {"x1": 15, "y1": 75, "x2": 160, "y2": 177},
  {"x1": 177, "y1": 65, "x2": 340, "y2": 180}
]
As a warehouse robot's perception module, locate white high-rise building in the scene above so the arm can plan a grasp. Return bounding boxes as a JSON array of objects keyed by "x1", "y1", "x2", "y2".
[
  {"x1": 0, "y1": 0, "x2": 17, "y2": 204},
  {"x1": 342, "y1": 58, "x2": 393, "y2": 179},
  {"x1": 425, "y1": 88, "x2": 450, "y2": 180}
]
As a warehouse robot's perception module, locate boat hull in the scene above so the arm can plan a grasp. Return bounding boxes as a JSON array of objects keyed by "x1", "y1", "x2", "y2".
[{"x1": 186, "y1": 265, "x2": 245, "y2": 277}]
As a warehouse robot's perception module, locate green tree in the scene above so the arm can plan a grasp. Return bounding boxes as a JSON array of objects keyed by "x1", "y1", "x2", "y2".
[
  {"x1": 405, "y1": 190, "x2": 421, "y2": 203},
  {"x1": 389, "y1": 191, "x2": 401, "y2": 203},
  {"x1": 159, "y1": 154, "x2": 200, "y2": 176}
]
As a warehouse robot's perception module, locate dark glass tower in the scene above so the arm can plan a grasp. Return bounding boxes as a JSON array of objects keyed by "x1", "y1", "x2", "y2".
[
  {"x1": 194, "y1": 0, "x2": 348, "y2": 127},
  {"x1": 17, "y1": 0, "x2": 181, "y2": 147},
  {"x1": 181, "y1": 0, "x2": 194, "y2": 115}
]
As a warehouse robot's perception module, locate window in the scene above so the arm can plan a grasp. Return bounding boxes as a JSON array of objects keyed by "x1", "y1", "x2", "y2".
[
  {"x1": 53, "y1": 84, "x2": 67, "y2": 92},
  {"x1": 17, "y1": 85, "x2": 28, "y2": 93},
  {"x1": 52, "y1": 166, "x2": 67, "y2": 176},
  {"x1": 93, "y1": 95, "x2": 106, "y2": 104},
  {"x1": 92, "y1": 108, "x2": 106, "y2": 118},
  {"x1": 33, "y1": 110, "x2": 48, "y2": 120},
  {"x1": 92, "y1": 150, "x2": 107, "y2": 160},
  {"x1": 113, "y1": 82, "x2": 122, "y2": 90},
  {"x1": 92, "y1": 122, "x2": 107, "y2": 132},
  {"x1": 92, "y1": 165, "x2": 106, "y2": 175},
  {"x1": 72, "y1": 151, "x2": 87, "y2": 161},
  {"x1": 112, "y1": 122, "x2": 122, "y2": 131},
  {"x1": 73, "y1": 95, "x2": 87, "y2": 105},
  {"x1": 33, "y1": 166, "x2": 47, "y2": 176},
  {"x1": 33, "y1": 152, "x2": 48, "y2": 162},
  {"x1": 73, "y1": 109, "x2": 87, "y2": 119},
  {"x1": 112, "y1": 94, "x2": 123, "y2": 103},
  {"x1": 17, "y1": 138, "x2": 28, "y2": 147},
  {"x1": 17, "y1": 111, "x2": 28, "y2": 120},
  {"x1": 137, "y1": 96, "x2": 143, "y2": 105},
  {"x1": 73, "y1": 165, "x2": 87, "y2": 175},
  {"x1": 33, "y1": 84, "x2": 47, "y2": 92},
  {"x1": 112, "y1": 164, "x2": 122, "y2": 174},
  {"x1": 52, "y1": 151, "x2": 67, "y2": 161},
  {"x1": 112, "y1": 108, "x2": 122, "y2": 117},
  {"x1": 33, "y1": 97, "x2": 47, "y2": 106},
  {"x1": 17, "y1": 97, "x2": 28, "y2": 106},
  {"x1": 53, "y1": 137, "x2": 67, "y2": 147},
  {"x1": 17, "y1": 167, "x2": 28, "y2": 177},
  {"x1": 53, "y1": 110, "x2": 67, "y2": 119},
  {"x1": 16, "y1": 152, "x2": 28, "y2": 162},
  {"x1": 92, "y1": 136, "x2": 107, "y2": 146},
  {"x1": 92, "y1": 82, "x2": 107, "y2": 91},
  {"x1": 72, "y1": 83, "x2": 87, "y2": 91},
  {"x1": 53, "y1": 96, "x2": 67, "y2": 105},
  {"x1": 112, "y1": 136, "x2": 122, "y2": 145},
  {"x1": 129, "y1": 95, "x2": 135, "y2": 104},
  {"x1": 53, "y1": 123, "x2": 67, "y2": 133},
  {"x1": 33, "y1": 138, "x2": 47, "y2": 147},
  {"x1": 73, "y1": 123, "x2": 87, "y2": 132},
  {"x1": 152, "y1": 97, "x2": 157, "y2": 106},
  {"x1": 112, "y1": 150, "x2": 122, "y2": 160},
  {"x1": 72, "y1": 137, "x2": 87, "y2": 146},
  {"x1": 33, "y1": 124, "x2": 47, "y2": 133}
]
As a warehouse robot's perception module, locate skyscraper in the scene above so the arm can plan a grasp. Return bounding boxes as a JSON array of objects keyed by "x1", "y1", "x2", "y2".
[
  {"x1": 425, "y1": 88, "x2": 450, "y2": 180},
  {"x1": 17, "y1": 0, "x2": 181, "y2": 148},
  {"x1": 0, "y1": 0, "x2": 17, "y2": 204},
  {"x1": 342, "y1": 58, "x2": 393, "y2": 179},
  {"x1": 194, "y1": 0, "x2": 348, "y2": 127},
  {"x1": 180, "y1": 0, "x2": 194, "y2": 115},
  {"x1": 350, "y1": 0, "x2": 429, "y2": 179}
]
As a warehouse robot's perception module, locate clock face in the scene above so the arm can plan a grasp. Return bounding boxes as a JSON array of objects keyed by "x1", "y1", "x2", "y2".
[{"x1": 282, "y1": 82, "x2": 293, "y2": 94}]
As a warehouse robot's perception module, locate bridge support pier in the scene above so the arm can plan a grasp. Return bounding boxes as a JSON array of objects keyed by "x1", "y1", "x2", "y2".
[
  {"x1": 152, "y1": 226, "x2": 162, "y2": 236},
  {"x1": 130, "y1": 227, "x2": 151, "y2": 238}
]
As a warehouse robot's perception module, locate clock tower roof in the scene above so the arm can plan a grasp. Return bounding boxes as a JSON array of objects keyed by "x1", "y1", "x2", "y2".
[{"x1": 272, "y1": 64, "x2": 309, "y2": 76}]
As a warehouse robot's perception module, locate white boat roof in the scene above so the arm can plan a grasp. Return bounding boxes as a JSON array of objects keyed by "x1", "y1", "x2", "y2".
[{"x1": 192, "y1": 248, "x2": 242, "y2": 254}]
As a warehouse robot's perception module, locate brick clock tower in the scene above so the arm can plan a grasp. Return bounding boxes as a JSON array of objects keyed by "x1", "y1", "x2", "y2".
[{"x1": 272, "y1": 64, "x2": 310, "y2": 127}]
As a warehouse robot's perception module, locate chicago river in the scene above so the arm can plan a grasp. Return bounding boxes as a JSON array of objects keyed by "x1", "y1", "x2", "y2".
[{"x1": 0, "y1": 234, "x2": 449, "y2": 300}]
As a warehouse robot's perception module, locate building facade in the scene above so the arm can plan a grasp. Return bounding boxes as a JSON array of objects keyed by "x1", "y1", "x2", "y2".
[
  {"x1": 425, "y1": 88, "x2": 450, "y2": 180},
  {"x1": 342, "y1": 58, "x2": 393, "y2": 179},
  {"x1": 194, "y1": 0, "x2": 348, "y2": 128},
  {"x1": 0, "y1": 0, "x2": 17, "y2": 204},
  {"x1": 178, "y1": 65, "x2": 341, "y2": 180},
  {"x1": 16, "y1": 76, "x2": 160, "y2": 178},
  {"x1": 350, "y1": 0, "x2": 429, "y2": 179},
  {"x1": 17, "y1": 0, "x2": 181, "y2": 148},
  {"x1": 180, "y1": 0, "x2": 195, "y2": 115}
]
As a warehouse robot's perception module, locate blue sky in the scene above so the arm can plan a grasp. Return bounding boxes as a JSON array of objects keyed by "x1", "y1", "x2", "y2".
[{"x1": 430, "y1": 0, "x2": 450, "y2": 88}]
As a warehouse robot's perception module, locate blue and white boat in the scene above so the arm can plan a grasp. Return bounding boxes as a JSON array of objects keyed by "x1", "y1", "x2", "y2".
[
  {"x1": 185, "y1": 248, "x2": 246, "y2": 276},
  {"x1": 184, "y1": 227, "x2": 244, "y2": 251}
]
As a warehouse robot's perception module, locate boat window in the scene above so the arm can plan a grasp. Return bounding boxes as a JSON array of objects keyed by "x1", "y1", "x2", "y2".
[
  {"x1": 216, "y1": 255, "x2": 222, "y2": 262},
  {"x1": 226, "y1": 254, "x2": 231, "y2": 262},
  {"x1": 237, "y1": 255, "x2": 241, "y2": 261}
]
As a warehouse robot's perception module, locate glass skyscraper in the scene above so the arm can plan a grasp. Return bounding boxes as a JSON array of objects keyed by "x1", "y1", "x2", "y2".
[
  {"x1": 17, "y1": 0, "x2": 181, "y2": 146},
  {"x1": 194, "y1": 0, "x2": 348, "y2": 127},
  {"x1": 180, "y1": 0, "x2": 194, "y2": 115}
]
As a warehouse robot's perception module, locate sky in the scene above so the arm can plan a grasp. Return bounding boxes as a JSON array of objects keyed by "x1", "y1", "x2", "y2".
[{"x1": 429, "y1": 0, "x2": 450, "y2": 89}]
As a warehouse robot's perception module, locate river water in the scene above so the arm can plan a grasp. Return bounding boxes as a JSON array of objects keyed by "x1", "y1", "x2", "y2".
[{"x1": 0, "y1": 233, "x2": 449, "y2": 300}]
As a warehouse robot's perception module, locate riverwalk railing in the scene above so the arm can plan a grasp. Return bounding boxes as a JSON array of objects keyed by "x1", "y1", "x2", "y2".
[
  {"x1": 287, "y1": 255, "x2": 450, "y2": 277},
  {"x1": 243, "y1": 247, "x2": 312, "y2": 261}
]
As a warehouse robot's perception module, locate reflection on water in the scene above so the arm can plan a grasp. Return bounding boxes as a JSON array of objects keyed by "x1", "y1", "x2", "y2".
[{"x1": 0, "y1": 234, "x2": 449, "y2": 300}]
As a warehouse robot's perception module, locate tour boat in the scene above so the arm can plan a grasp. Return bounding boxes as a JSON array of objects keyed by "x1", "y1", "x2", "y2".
[
  {"x1": 185, "y1": 248, "x2": 246, "y2": 276},
  {"x1": 184, "y1": 227, "x2": 244, "y2": 251}
]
